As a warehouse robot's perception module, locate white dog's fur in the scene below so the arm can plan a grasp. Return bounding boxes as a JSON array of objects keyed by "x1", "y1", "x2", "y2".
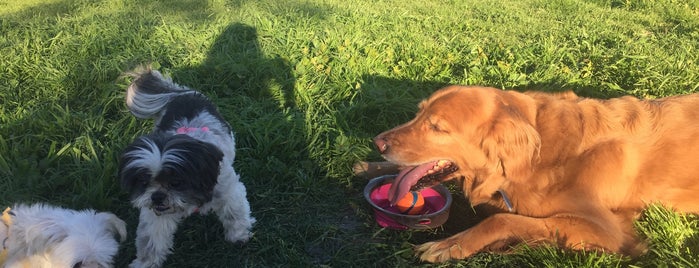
[
  {"x1": 1, "y1": 203, "x2": 126, "y2": 268},
  {"x1": 119, "y1": 68, "x2": 255, "y2": 268}
]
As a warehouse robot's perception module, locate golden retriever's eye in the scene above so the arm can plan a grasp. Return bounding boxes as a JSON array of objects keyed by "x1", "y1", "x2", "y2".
[{"x1": 427, "y1": 118, "x2": 448, "y2": 133}]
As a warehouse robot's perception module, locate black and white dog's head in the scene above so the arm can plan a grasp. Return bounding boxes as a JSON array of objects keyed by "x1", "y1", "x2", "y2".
[{"x1": 119, "y1": 133, "x2": 223, "y2": 215}]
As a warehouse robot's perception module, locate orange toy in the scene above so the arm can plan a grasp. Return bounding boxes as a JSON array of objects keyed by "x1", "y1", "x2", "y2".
[{"x1": 395, "y1": 191, "x2": 425, "y2": 215}]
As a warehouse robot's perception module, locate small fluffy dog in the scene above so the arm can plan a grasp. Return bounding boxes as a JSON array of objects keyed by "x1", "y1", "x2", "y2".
[
  {"x1": 119, "y1": 68, "x2": 255, "y2": 268},
  {"x1": 0, "y1": 203, "x2": 126, "y2": 268}
]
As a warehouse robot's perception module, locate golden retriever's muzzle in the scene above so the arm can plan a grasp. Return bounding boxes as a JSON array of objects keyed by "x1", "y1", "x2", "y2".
[{"x1": 373, "y1": 135, "x2": 390, "y2": 154}]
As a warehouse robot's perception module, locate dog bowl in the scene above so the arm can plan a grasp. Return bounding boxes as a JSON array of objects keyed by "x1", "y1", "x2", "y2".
[{"x1": 364, "y1": 175, "x2": 452, "y2": 230}]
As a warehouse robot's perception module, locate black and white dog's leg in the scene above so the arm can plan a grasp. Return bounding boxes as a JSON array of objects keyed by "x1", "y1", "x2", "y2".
[
  {"x1": 212, "y1": 169, "x2": 255, "y2": 243},
  {"x1": 129, "y1": 209, "x2": 183, "y2": 268}
]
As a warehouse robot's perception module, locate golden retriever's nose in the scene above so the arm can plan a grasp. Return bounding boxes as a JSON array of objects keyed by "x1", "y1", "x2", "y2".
[{"x1": 374, "y1": 135, "x2": 389, "y2": 154}]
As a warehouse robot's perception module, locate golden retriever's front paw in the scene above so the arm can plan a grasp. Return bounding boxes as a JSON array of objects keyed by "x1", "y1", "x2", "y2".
[{"x1": 415, "y1": 239, "x2": 472, "y2": 263}]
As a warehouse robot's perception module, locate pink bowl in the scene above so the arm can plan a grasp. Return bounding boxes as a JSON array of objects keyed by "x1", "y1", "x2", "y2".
[{"x1": 364, "y1": 175, "x2": 452, "y2": 230}]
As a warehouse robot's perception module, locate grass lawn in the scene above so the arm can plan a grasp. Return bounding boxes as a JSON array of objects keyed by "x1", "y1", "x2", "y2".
[{"x1": 1, "y1": 0, "x2": 699, "y2": 267}]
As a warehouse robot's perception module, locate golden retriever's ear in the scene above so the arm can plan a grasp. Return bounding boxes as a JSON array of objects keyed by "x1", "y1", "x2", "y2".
[{"x1": 481, "y1": 107, "x2": 541, "y2": 181}]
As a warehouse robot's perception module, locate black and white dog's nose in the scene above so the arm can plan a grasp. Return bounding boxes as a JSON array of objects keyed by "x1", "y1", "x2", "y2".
[{"x1": 151, "y1": 191, "x2": 167, "y2": 204}]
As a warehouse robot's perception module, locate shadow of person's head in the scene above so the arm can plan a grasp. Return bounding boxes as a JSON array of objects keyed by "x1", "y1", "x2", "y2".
[{"x1": 175, "y1": 23, "x2": 296, "y2": 108}]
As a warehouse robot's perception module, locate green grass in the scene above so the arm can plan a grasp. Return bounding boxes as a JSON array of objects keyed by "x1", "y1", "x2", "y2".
[{"x1": 1, "y1": 0, "x2": 699, "y2": 267}]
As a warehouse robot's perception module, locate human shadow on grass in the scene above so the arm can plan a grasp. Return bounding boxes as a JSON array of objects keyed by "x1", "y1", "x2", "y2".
[
  {"x1": 152, "y1": 23, "x2": 349, "y2": 266},
  {"x1": 4, "y1": 2, "x2": 338, "y2": 267}
]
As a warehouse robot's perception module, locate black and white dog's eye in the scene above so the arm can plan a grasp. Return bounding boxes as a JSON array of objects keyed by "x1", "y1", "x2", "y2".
[
  {"x1": 139, "y1": 176, "x2": 150, "y2": 186},
  {"x1": 170, "y1": 180, "x2": 183, "y2": 189},
  {"x1": 72, "y1": 261, "x2": 83, "y2": 268}
]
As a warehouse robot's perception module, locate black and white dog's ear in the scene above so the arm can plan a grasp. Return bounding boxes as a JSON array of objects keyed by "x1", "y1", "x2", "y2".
[
  {"x1": 164, "y1": 135, "x2": 224, "y2": 193},
  {"x1": 118, "y1": 135, "x2": 159, "y2": 194},
  {"x1": 119, "y1": 134, "x2": 224, "y2": 196}
]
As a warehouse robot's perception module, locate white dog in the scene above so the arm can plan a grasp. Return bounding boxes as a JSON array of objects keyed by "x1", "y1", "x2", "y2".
[
  {"x1": 118, "y1": 68, "x2": 255, "y2": 268},
  {"x1": 0, "y1": 203, "x2": 126, "y2": 268}
]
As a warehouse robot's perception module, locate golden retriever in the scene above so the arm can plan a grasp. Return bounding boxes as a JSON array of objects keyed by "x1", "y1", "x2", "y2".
[{"x1": 364, "y1": 85, "x2": 699, "y2": 262}]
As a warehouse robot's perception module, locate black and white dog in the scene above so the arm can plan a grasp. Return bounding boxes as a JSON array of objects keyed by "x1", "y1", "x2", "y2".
[{"x1": 119, "y1": 68, "x2": 255, "y2": 268}]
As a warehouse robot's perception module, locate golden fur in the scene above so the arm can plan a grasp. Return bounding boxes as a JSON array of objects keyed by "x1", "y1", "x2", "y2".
[{"x1": 371, "y1": 85, "x2": 699, "y2": 262}]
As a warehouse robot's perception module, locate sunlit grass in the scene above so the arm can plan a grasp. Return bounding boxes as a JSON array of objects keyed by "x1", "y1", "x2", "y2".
[{"x1": 1, "y1": 0, "x2": 698, "y2": 266}]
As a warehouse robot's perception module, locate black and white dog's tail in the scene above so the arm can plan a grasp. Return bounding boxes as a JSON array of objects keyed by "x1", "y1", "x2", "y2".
[{"x1": 125, "y1": 68, "x2": 197, "y2": 119}]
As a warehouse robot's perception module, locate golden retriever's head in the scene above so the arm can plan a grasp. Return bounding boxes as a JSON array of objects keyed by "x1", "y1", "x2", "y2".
[{"x1": 374, "y1": 86, "x2": 541, "y2": 204}]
